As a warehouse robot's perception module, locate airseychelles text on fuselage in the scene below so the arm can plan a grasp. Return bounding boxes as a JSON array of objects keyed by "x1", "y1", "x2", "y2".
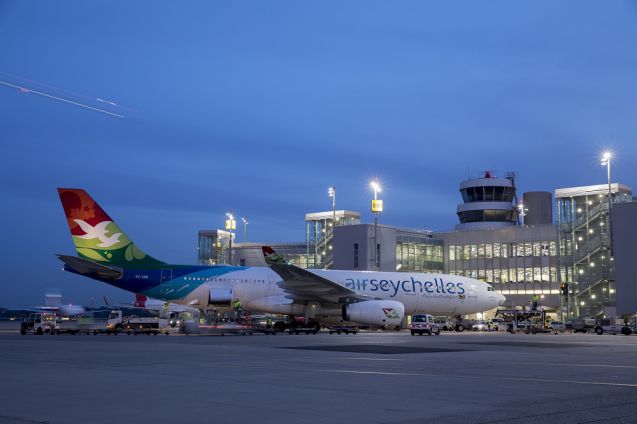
[{"x1": 344, "y1": 276, "x2": 465, "y2": 298}]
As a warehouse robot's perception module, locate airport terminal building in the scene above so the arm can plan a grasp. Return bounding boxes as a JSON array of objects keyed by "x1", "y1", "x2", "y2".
[{"x1": 198, "y1": 172, "x2": 634, "y2": 320}]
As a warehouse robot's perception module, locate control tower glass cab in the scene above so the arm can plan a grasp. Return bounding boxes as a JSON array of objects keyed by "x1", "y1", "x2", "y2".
[{"x1": 456, "y1": 171, "x2": 518, "y2": 230}]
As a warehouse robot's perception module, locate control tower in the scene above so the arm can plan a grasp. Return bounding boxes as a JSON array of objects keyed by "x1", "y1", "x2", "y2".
[{"x1": 455, "y1": 171, "x2": 518, "y2": 230}]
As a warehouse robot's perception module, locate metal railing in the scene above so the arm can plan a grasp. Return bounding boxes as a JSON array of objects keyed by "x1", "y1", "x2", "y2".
[
  {"x1": 573, "y1": 233, "x2": 608, "y2": 264},
  {"x1": 573, "y1": 203, "x2": 608, "y2": 231}
]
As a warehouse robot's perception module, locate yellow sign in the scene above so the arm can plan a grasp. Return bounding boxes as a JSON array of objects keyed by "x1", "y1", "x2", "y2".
[
  {"x1": 371, "y1": 199, "x2": 384, "y2": 213},
  {"x1": 225, "y1": 219, "x2": 236, "y2": 230}
]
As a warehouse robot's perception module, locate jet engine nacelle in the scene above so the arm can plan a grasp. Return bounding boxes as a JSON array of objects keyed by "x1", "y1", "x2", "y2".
[{"x1": 342, "y1": 300, "x2": 405, "y2": 328}]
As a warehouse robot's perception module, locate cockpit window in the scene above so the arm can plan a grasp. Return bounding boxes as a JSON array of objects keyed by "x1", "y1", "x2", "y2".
[{"x1": 487, "y1": 286, "x2": 495, "y2": 291}]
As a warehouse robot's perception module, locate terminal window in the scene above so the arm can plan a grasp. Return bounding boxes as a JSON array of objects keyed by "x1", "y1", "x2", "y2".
[{"x1": 353, "y1": 243, "x2": 359, "y2": 268}]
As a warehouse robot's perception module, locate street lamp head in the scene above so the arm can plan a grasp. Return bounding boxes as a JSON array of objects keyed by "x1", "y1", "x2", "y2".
[
  {"x1": 226, "y1": 212, "x2": 234, "y2": 220},
  {"x1": 370, "y1": 180, "x2": 381, "y2": 193},
  {"x1": 601, "y1": 151, "x2": 612, "y2": 165},
  {"x1": 241, "y1": 217, "x2": 248, "y2": 224},
  {"x1": 328, "y1": 186, "x2": 335, "y2": 197}
]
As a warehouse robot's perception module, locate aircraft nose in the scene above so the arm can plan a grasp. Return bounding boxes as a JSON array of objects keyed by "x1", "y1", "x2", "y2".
[{"x1": 498, "y1": 292, "x2": 506, "y2": 305}]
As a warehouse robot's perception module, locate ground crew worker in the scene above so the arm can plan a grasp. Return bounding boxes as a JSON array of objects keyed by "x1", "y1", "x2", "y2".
[
  {"x1": 233, "y1": 298, "x2": 242, "y2": 320},
  {"x1": 531, "y1": 294, "x2": 539, "y2": 311}
]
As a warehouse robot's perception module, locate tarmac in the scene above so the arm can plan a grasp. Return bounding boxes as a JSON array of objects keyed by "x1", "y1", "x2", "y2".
[{"x1": 2, "y1": 325, "x2": 637, "y2": 424}]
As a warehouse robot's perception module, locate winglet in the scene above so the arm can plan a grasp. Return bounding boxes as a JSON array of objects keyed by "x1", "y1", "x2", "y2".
[{"x1": 262, "y1": 246, "x2": 287, "y2": 265}]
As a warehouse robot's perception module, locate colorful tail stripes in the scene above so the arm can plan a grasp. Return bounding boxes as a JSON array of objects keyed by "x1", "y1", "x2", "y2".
[{"x1": 57, "y1": 188, "x2": 164, "y2": 267}]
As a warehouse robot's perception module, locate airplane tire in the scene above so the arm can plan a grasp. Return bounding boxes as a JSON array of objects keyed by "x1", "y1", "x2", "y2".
[
  {"x1": 595, "y1": 327, "x2": 604, "y2": 335},
  {"x1": 456, "y1": 324, "x2": 464, "y2": 332}
]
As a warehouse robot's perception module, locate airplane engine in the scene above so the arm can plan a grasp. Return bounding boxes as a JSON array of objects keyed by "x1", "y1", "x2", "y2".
[
  {"x1": 342, "y1": 300, "x2": 404, "y2": 328},
  {"x1": 209, "y1": 288, "x2": 232, "y2": 307}
]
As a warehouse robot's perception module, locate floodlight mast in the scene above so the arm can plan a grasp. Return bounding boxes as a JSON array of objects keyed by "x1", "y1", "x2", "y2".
[
  {"x1": 370, "y1": 179, "x2": 382, "y2": 271},
  {"x1": 601, "y1": 151, "x2": 613, "y2": 256}
]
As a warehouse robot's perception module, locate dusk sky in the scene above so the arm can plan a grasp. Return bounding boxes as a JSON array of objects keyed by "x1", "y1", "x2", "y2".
[{"x1": 1, "y1": 1, "x2": 637, "y2": 307}]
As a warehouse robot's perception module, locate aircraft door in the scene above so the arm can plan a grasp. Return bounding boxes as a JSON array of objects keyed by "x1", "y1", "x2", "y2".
[
  {"x1": 467, "y1": 284, "x2": 478, "y2": 302},
  {"x1": 160, "y1": 268, "x2": 173, "y2": 293}
]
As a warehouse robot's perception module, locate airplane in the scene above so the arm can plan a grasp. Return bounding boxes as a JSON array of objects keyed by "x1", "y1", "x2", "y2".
[
  {"x1": 33, "y1": 290, "x2": 86, "y2": 316},
  {"x1": 55, "y1": 188, "x2": 505, "y2": 329}
]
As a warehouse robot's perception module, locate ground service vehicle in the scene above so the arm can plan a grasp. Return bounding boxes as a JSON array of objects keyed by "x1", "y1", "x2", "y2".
[
  {"x1": 548, "y1": 321, "x2": 566, "y2": 332},
  {"x1": 472, "y1": 320, "x2": 492, "y2": 331},
  {"x1": 570, "y1": 318, "x2": 596, "y2": 333},
  {"x1": 107, "y1": 310, "x2": 169, "y2": 335},
  {"x1": 54, "y1": 316, "x2": 109, "y2": 335},
  {"x1": 249, "y1": 314, "x2": 288, "y2": 334},
  {"x1": 594, "y1": 319, "x2": 632, "y2": 335},
  {"x1": 20, "y1": 313, "x2": 56, "y2": 335},
  {"x1": 328, "y1": 326, "x2": 359, "y2": 334},
  {"x1": 409, "y1": 314, "x2": 441, "y2": 336},
  {"x1": 434, "y1": 317, "x2": 454, "y2": 331},
  {"x1": 490, "y1": 318, "x2": 505, "y2": 331}
]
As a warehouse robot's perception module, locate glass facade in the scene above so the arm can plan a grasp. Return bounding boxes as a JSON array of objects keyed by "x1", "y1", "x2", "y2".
[
  {"x1": 306, "y1": 211, "x2": 360, "y2": 269},
  {"x1": 461, "y1": 185, "x2": 515, "y2": 203},
  {"x1": 556, "y1": 184, "x2": 633, "y2": 318},
  {"x1": 395, "y1": 234, "x2": 443, "y2": 273},
  {"x1": 198, "y1": 230, "x2": 232, "y2": 265},
  {"x1": 446, "y1": 238, "x2": 560, "y2": 298},
  {"x1": 457, "y1": 209, "x2": 518, "y2": 224},
  {"x1": 259, "y1": 243, "x2": 308, "y2": 268}
]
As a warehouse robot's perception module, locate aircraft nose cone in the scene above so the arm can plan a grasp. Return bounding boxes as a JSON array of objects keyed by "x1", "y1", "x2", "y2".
[{"x1": 498, "y1": 292, "x2": 506, "y2": 305}]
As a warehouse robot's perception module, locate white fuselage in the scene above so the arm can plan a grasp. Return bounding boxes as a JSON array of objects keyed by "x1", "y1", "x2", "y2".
[{"x1": 177, "y1": 267, "x2": 504, "y2": 318}]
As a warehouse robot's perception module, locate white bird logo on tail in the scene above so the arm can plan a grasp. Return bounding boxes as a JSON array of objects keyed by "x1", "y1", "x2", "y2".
[{"x1": 73, "y1": 219, "x2": 122, "y2": 248}]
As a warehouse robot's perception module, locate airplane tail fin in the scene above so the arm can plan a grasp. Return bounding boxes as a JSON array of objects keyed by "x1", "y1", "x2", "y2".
[
  {"x1": 261, "y1": 246, "x2": 287, "y2": 265},
  {"x1": 57, "y1": 188, "x2": 164, "y2": 267}
]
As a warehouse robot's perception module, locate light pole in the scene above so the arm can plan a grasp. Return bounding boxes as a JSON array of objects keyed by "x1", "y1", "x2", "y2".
[
  {"x1": 241, "y1": 217, "x2": 248, "y2": 242},
  {"x1": 225, "y1": 212, "x2": 236, "y2": 265},
  {"x1": 601, "y1": 151, "x2": 613, "y2": 255},
  {"x1": 328, "y1": 186, "x2": 336, "y2": 228},
  {"x1": 601, "y1": 151, "x2": 614, "y2": 307},
  {"x1": 517, "y1": 202, "x2": 528, "y2": 226},
  {"x1": 370, "y1": 179, "x2": 383, "y2": 271}
]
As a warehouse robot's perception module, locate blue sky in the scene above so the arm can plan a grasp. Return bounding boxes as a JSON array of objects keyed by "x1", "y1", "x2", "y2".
[{"x1": 1, "y1": 1, "x2": 636, "y2": 307}]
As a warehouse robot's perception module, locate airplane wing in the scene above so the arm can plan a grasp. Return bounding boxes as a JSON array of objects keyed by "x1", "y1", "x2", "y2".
[{"x1": 262, "y1": 246, "x2": 371, "y2": 304}]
